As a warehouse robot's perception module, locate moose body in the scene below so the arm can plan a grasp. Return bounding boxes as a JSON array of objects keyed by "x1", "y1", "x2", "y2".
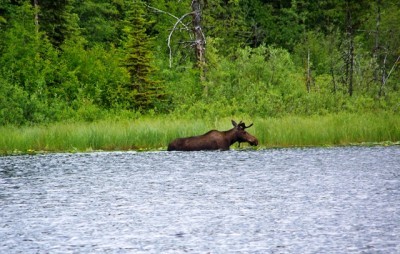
[{"x1": 167, "y1": 120, "x2": 258, "y2": 151}]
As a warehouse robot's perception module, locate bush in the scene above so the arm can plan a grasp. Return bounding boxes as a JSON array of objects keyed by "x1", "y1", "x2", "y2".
[{"x1": 0, "y1": 80, "x2": 27, "y2": 125}]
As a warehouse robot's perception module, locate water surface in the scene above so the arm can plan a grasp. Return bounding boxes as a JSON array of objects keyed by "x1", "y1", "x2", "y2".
[{"x1": 1, "y1": 146, "x2": 399, "y2": 253}]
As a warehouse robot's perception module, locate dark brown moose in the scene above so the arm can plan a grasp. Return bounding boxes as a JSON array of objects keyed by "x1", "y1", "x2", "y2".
[{"x1": 167, "y1": 120, "x2": 258, "y2": 151}]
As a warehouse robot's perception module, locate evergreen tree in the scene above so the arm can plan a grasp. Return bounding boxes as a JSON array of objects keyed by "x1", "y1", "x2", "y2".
[
  {"x1": 122, "y1": 0, "x2": 165, "y2": 111},
  {"x1": 0, "y1": 0, "x2": 11, "y2": 24},
  {"x1": 35, "y1": 0, "x2": 79, "y2": 47}
]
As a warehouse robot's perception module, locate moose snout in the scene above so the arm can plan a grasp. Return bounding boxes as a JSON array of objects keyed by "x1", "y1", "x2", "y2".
[{"x1": 250, "y1": 138, "x2": 258, "y2": 146}]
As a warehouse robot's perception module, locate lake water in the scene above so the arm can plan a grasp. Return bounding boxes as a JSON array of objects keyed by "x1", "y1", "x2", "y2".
[{"x1": 1, "y1": 146, "x2": 399, "y2": 253}]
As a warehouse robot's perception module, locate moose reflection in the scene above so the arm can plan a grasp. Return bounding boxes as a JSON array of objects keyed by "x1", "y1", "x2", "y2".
[{"x1": 167, "y1": 120, "x2": 258, "y2": 151}]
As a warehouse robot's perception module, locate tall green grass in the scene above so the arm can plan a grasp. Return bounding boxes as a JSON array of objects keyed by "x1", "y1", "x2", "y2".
[
  {"x1": 0, "y1": 113, "x2": 399, "y2": 155},
  {"x1": 253, "y1": 112, "x2": 400, "y2": 147},
  {"x1": 0, "y1": 118, "x2": 212, "y2": 154}
]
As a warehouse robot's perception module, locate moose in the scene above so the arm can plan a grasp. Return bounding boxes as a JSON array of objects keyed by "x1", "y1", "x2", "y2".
[{"x1": 167, "y1": 120, "x2": 258, "y2": 151}]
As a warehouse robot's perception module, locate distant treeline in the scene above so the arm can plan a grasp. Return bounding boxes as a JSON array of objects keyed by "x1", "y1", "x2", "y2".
[{"x1": 0, "y1": 0, "x2": 399, "y2": 125}]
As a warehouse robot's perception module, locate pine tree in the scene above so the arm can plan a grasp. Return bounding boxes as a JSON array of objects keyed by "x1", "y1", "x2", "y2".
[
  {"x1": 122, "y1": 0, "x2": 165, "y2": 111},
  {"x1": 34, "y1": 0, "x2": 79, "y2": 47}
]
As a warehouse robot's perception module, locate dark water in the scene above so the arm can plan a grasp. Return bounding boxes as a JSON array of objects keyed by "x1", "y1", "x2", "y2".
[{"x1": 1, "y1": 146, "x2": 399, "y2": 253}]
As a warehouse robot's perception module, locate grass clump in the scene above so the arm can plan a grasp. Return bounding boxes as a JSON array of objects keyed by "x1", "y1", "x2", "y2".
[
  {"x1": 0, "y1": 112, "x2": 399, "y2": 155},
  {"x1": 254, "y1": 112, "x2": 400, "y2": 148}
]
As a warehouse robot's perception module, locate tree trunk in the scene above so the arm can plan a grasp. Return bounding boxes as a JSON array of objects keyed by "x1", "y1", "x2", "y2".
[
  {"x1": 191, "y1": 0, "x2": 206, "y2": 81},
  {"x1": 33, "y1": 0, "x2": 39, "y2": 33},
  {"x1": 348, "y1": 33, "x2": 354, "y2": 97},
  {"x1": 379, "y1": 54, "x2": 387, "y2": 97},
  {"x1": 306, "y1": 48, "x2": 311, "y2": 93},
  {"x1": 373, "y1": 0, "x2": 381, "y2": 84},
  {"x1": 345, "y1": 1, "x2": 354, "y2": 96}
]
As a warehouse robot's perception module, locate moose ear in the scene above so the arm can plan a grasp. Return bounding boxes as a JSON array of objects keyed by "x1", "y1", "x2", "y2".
[{"x1": 231, "y1": 120, "x2": 237, "y2": 127}]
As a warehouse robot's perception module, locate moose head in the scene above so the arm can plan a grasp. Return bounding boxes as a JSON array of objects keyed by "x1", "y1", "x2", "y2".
[{"x1": 232, "y1": 120, "x2": 258, "y2": 147}]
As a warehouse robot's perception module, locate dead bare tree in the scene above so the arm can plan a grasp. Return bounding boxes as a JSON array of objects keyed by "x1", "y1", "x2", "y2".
[
  {"x1": 370, "y1": 0, "x2": 400, "y2": 97},
  {"x1": 379, "y1": 54, "x2": 400, "y2": 97},
  {"x1": 145, "y1": 4, "x2": 192, "y2": 68},
  {"x1": 145, "y1": 0, "x2": 206, "y2": 72},
  {"x1": 191, "y1": 0, "x2": 206, "y2": 71},
  {"x1": 373, "y1": 0, "x2": 381, "y2": 84}
]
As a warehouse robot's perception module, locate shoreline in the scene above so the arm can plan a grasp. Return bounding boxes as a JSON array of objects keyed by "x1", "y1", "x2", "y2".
[
  {"x1": 1, "y1": 113, "x2": 399, "y2": 156},
  {"x1": 2, "y1": 141, "x2": 399, "y2": 157}
]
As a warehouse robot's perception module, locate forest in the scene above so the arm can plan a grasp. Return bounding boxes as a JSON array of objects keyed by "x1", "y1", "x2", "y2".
[{"x1": 0, "y1": 0, "x2": 399, "y2": 126}]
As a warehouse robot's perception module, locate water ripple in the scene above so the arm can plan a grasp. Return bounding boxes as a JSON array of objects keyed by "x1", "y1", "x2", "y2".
[{"x1": 1, "y1": 147, "x2": 399, "y2": 253}]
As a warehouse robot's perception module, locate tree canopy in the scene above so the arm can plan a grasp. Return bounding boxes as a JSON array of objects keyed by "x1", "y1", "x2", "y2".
[{"x1": 0, "y1": 0, "x2": 399, "y2": 125}]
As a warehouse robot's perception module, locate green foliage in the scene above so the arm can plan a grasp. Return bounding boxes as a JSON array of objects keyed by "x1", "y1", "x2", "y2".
[
  {"x1": 73, "y1": 0, "x2": 122, "y2": 47},
  {"x1": 0, "y1": 2, "x2": 58, "y2": 124},
  {"x1": 0, "y1": 79, "x2": 28, "y2": 125},
  {"x1": 0, "y1": 0, "x2": 399, "y2": 127},
  {"x1": 58, "y1": 38, "x2": 130, "y2": 109},
  {"x1": 203, "y1": 0, "x2": 248, "y2": 53},
  {"x1": 160, "y1": 63, "x2": 202, "y2": 113},
  {"x1": 197, "y1": 44, "x2": 305, "y2": 117}
]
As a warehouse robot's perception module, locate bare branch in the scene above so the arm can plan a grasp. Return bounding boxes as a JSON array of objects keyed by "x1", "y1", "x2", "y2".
[
  {"x1": 385, "y1": 55, "x2": 400, "y2": 82},
  {"x1": 167, "y1": 12, "x2": 194, "y2": 67},
  {"x1": 379, "y1": 54, "x2": 400, "y2": 97},
  {"x1": 144, "y1": 4, "x2": 190, "y2": 32},
  {"x1": 144, "y1": 3, "x2": 193, "y2": 68}
]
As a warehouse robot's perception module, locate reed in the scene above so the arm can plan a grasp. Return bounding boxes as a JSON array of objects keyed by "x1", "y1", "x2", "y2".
[
  {"x1": 254, "y1": 112, "x2": 400, "y2": 148},
  {"x1": 0, "y1": 118, "x2": 211, "y2": 154},
  {"x1": 0, "y1": 113, "x2": 399, "y2": 155}
]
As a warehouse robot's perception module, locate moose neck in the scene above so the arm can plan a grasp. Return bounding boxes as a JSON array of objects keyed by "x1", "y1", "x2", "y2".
[{"x1": 225, "y1": 128, "x2": 240, "y2": 145}]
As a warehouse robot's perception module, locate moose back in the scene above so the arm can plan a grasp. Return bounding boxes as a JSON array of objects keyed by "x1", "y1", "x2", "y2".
[{"x1": 167, "y1": 120, "x2": 258, "y2": 151}]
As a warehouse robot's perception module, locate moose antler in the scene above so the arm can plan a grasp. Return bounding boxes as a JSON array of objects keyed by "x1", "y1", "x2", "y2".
[
  {"x1": 237, "y1": 121, "x2": 253, "y2": 129},
  {"x1": 244, "y1": 123, "x2": 253, "y2": 129}
]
